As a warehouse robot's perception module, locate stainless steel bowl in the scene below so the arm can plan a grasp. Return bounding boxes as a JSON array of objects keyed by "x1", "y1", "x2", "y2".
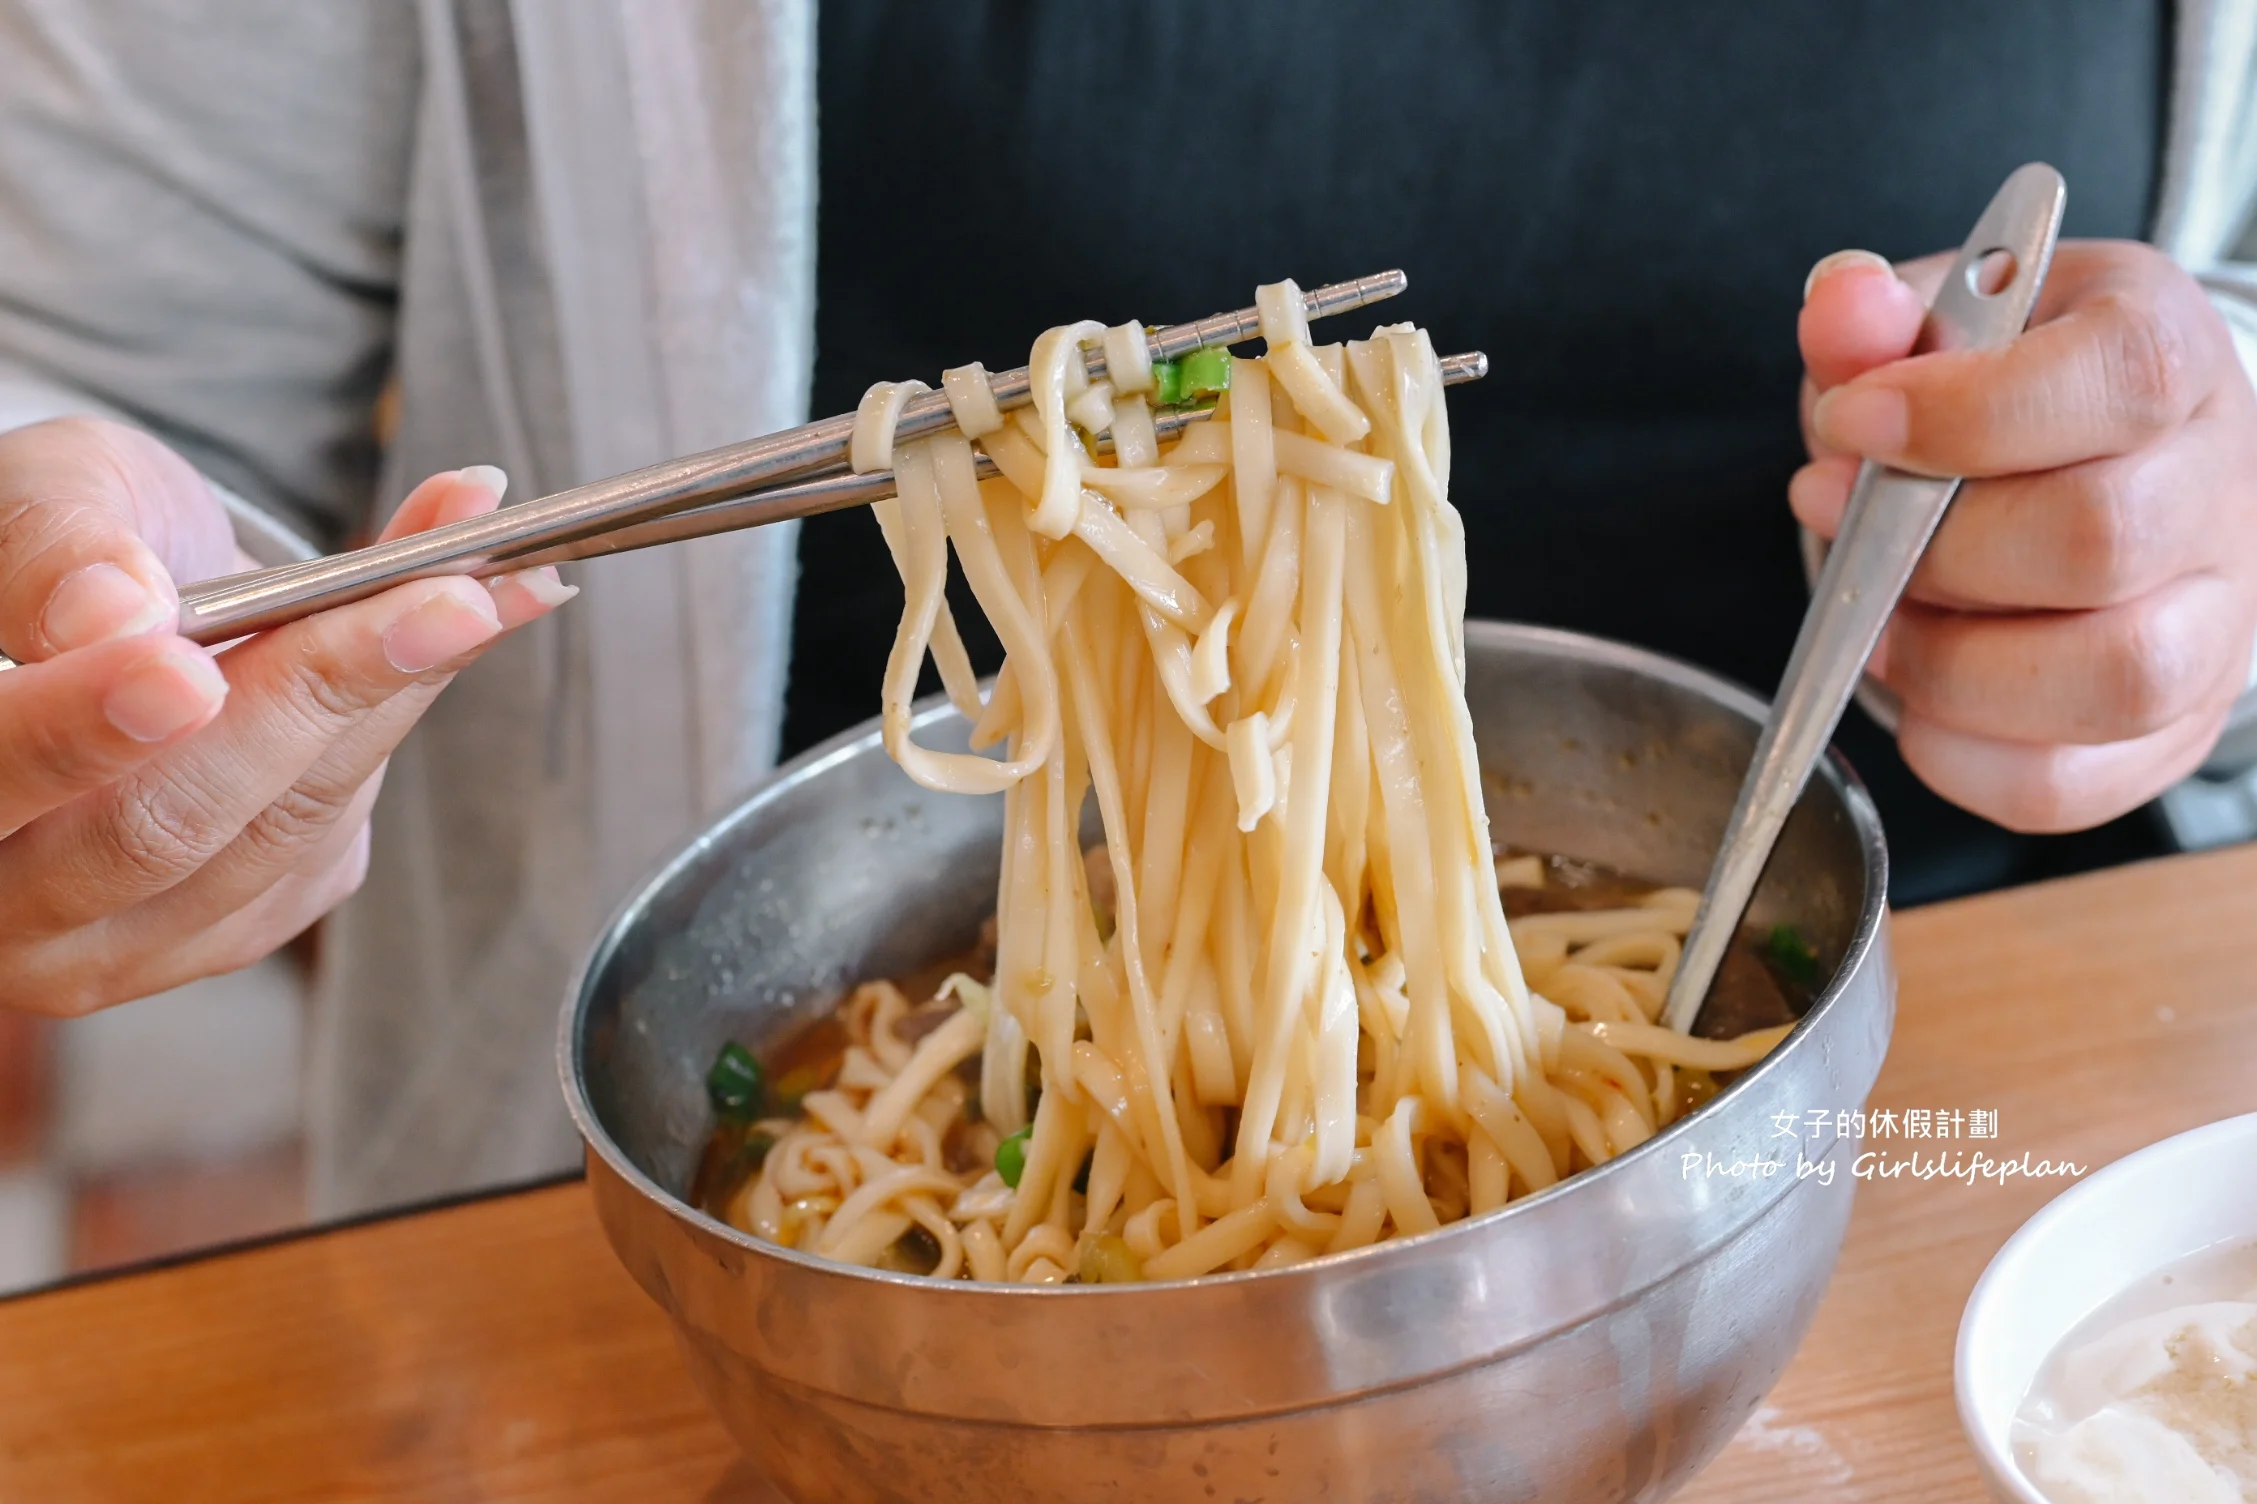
[{"x1": 560, "y1": 622, "x2": 1894, "y2": 1504}]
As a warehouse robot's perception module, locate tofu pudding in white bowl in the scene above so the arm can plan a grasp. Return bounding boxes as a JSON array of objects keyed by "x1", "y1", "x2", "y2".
[{"x1": 1957, "y1": 1113, "x2": 2257, "y2": 1503}]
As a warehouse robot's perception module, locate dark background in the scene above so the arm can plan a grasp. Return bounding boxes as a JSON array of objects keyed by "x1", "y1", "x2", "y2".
[{"x1": 784, "y1": 0, "x2": 2173, "y2": 903}]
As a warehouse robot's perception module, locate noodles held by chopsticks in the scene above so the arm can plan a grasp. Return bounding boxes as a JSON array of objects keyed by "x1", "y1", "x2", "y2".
[{"x1": 727, "y1": 287, "x2": 1790, "y2": 1282}]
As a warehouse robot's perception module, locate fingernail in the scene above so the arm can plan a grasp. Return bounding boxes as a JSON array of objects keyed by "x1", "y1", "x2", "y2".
[
  {"x1": 43, "y1": 563, "x2": 174, "y2": 652},
  {"x1": 495, "y1": 565, "x2": 578, "y2": 610},
  {"x1": 1811, "y1": 385, "x2": 1908, "y2": 458},
  {"x1": 104, "y1": 643, "x2": 228, "y2": 742},
  {"x1": 1803, "y1": 249, "x2": 1897, "y2": 301},
  {"x1": 457, "y1": 464, "x2": 510, "y2": 503},
  {"x1": 381, "y1": 582, "x2": 503, "y2": 673}
]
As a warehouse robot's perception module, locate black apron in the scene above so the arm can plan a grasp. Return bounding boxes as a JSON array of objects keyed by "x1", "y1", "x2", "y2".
[{"x1": 787, "y1": 0, "x2": 2170, "y2": 904}]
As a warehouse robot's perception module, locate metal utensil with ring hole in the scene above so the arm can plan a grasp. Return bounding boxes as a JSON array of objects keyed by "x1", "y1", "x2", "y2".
[{"x1": 1659, "y1": 161, "x2": 2066, "y2": 1035}]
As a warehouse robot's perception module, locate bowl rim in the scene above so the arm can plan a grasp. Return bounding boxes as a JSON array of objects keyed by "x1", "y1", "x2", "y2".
[
  {"x1": 557, "y1": 619, "x2": 1891, "y2": 1296},
  {"x1": 1953, "y1": 1109, "x2": 2257, "y2": 1502}
]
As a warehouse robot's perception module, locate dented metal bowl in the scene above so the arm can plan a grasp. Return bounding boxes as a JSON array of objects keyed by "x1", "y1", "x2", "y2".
[{"x1": 561, "y1": 621, "x2": 1893, "y2": 1504}]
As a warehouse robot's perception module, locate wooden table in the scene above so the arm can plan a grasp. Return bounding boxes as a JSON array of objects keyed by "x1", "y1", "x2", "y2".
[{"x1": 4, "y1": 847, "x2": 2254, "y2": 1503}]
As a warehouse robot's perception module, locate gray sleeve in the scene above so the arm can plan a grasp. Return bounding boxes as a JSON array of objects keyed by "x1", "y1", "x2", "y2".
[
  {"x1": 0, "y1": 2, "x2": 419, "y2": 548},
  {"x1": 0, "y1": 353, "x2": 316, "y2": 568}
]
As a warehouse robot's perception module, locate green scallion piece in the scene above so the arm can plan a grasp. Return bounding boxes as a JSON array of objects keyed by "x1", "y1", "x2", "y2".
[
  {"x1": 995, "y1": 1126, "x2": 1033, "y2": 1189},
  {"x1": 1177, "y1": 345, "x2": 1233, "y2": 398},
  {"x1": 1151, "y1": 358, "x2": 1185, "y2": 407},
  {"x1": 1764, "y1": 924, "x2": 1825, "y2": 991},
  {"x1": 706, "y1": 1041, "x2": 765, "y2": 1118}
]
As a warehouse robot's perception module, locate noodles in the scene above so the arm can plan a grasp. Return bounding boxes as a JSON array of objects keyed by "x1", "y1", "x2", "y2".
[
  {"x1": 941, "y1": 363, "x2": 1004, "y2": 440},
  {"x1": 717, "y1": 284, "x2": 1797, "y2": 1282},
  {"x1": 1102, "y1": 321, "x2": 1155, "y2": 396}
]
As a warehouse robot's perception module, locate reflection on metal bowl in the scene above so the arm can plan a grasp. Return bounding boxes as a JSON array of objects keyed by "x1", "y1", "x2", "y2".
[{"x1": 560, "y1": 621, "x2": 1894, "y2": 1504}]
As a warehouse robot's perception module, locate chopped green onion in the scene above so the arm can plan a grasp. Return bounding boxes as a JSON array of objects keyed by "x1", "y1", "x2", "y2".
[
  {"x1": 1151, "y1": 358, "x2": 1185, "y2": 407},
  {"x1": 1764, "y1": 924, "x2": 1825, "y2": 991},
  {"x1": 1177, "y1": 346, "x2": 1233, "y2": 398},
  {"x1": 1149, "y1": 348, "x2": 1233, "y2": 409},
  {"x1": 706, "y1": 1041, "x2": 765, "y2": 1118},
  {"x1": 995, "y1": 1126, "x2": 1033, "y2": 1189}
]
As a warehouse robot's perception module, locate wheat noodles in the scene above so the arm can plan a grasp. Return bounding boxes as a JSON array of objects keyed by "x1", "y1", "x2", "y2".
[{"x1": 720, "y1": 285, "x2": 1794, "y2": 1283}]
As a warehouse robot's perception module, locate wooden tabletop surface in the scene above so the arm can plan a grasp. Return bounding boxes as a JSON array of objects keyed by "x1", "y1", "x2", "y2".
[{"x1": 3, "y1": 845, "x2": 2254, "y2": 1503}]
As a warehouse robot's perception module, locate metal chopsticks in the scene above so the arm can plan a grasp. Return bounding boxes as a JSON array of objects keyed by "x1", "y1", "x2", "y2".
[
  {"x1": 322, "y1": 351, "x2": 1490, "y2": 586},
  {"x1": 171, "y1": 272, "x2": 1413, "y2": 645}
]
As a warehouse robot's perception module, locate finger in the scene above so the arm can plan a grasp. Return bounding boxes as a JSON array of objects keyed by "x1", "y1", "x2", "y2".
[
  {"x1": 378, "y1": 464, "x2": 510, "y2": 543},
  {"x1": 1878, "y1": 576, "x2": 2249, "y2": 746},
  {"x1": 177, "y1": 819, "x2": 373, "y2": 978},
  {"x1": 0, "y1": 573, "x2": 506, "y2": 930},
  {"x1": 1798, "y1": 250, "x2": 1930, "y2": 395},
  {"x1": 1916, "y1": 422, "x2": 2235, "y2": 610},
  {"x1": 16, "y1": 819, "x2": 375, "y2": 1017},
  {"x1": 121, "y1": 686, "x2": 413, "y2": 930},
  {"x1": 108, "y1": 766, "x2": 385, "y2": 984},
  {"x1": 486, "y1": 565, "x2": 577, "y2": 628},
  {"x1": 1899, "y1": 700, "x2": 2229, "y2": 834},
  {"x1": 1786, "y1": 424, "x2": 2231, "y2": 613},
  {"x1": 0, "y1": 419, "x2": 235, "y2": 660},
  {"x1": 1809, "y1": 242, "x2": 2233, "y2": 478},
  {"x1": 184, "y1": 820, "x2": 373, "y2": 980},
  {"x1": 135, "y1": 564, "x2": 570, "y2": 923},
  {"x1": 1799, "y1": 251, "x2": 1951, "y2": 460},
  {"x1": 367, "y1": 465, "x2": 578, "y2": 627},
  {"x1": 1786, "y1": 454, "x2": 1862, "y2": 539},
  {"x1": 1889, "y1": 250, "x2": 1953, "y2": 308},
  {"x1": 0, "y1": 635, "x2": 229, "y2": 837}
]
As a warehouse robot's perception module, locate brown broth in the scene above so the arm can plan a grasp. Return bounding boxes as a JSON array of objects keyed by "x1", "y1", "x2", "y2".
[
  {"x1": 695, "y1": 853, "x2": 1818, "y2": 1218},
  {"x1": 691, "y1": 941, "x2": 990, "y2": 1217},
  {"x1": 1496, "y1": 851, "x2": 1812, "y2": 1039}
]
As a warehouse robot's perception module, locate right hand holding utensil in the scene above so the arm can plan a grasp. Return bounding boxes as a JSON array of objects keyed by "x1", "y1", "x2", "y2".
[{"x1": 1793, "y1": 241, "x2": 2257, "y2": 832}]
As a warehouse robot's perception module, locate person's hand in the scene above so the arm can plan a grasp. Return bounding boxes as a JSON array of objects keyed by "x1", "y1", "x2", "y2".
[
  {"x1": 0, "y1": 417, "x2": 573, "y2": 1014},
  {"x1": 1793, "y1": 241, "x2": 2257, "y2": 832}
]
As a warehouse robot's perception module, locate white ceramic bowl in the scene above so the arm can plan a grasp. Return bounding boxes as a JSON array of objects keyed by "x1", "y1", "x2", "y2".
[{"x1": 1955, "y1": 1111, "x2": 2257, "y2": 1502}]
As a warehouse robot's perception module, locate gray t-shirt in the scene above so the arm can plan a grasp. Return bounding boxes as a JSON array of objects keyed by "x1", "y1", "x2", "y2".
[{"x1": 0, "y1": 1, "x2": 416, "y2": 543}]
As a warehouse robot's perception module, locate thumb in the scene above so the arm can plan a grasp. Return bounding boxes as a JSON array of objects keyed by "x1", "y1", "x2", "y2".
[
  {"x1": 1797, "y1": 249, "x2": 1932, "y2": 395},
  {"x1": 0, "y1": 419, "x2": 228, "y2": 663}
]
